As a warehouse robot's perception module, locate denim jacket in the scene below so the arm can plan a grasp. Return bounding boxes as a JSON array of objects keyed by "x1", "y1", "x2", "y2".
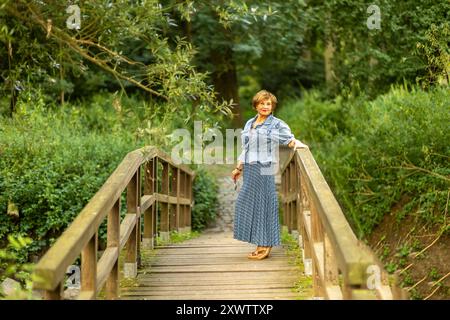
[{"x1": 237, "y1": 113, "x2": 295, "y2": 164}]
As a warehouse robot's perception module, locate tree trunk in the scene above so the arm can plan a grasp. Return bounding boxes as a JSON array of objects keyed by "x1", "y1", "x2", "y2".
[{"x1": 210, "y1": 46, "x2": 242, "y2": 128}]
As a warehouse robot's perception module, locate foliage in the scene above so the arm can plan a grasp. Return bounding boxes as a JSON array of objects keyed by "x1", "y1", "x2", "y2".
[
  {"x1": 191, "y1": 168, "x2": 219, "y2": 231},
  {"x1": 156, "y1": 230, "x2": 201, "y2": 246},
  {"x1": 0, "y1": 0, "x2": 232, "y2": 135},
  {"x1": 303, "y1": 0, "x2": 449, "y2": 97},
  {"x1": 0, "y1": 93, "x2": 140, "y2": 261},
  {"x1": 0, "y1": 235, "x2": 38, "y2": 299},
  {"x1": 279, "y1": 85, "x2": 450, "y2": 237},
  {"x1": 416, "y1": 22, "x2": 450, "y2": 89}
]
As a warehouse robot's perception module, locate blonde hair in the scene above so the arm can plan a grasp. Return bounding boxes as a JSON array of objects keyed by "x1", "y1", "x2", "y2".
[{"x1": 252, "y1": 90, "x2": 278, "y2": 111}]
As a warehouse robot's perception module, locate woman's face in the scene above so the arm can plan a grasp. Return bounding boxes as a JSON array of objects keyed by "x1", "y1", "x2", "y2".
[{"x1": 256, "y1": 99, "x2": 273, "y2": 117}]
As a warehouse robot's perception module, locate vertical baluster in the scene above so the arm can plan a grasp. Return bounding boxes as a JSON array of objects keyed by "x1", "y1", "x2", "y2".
[
  {"x1": 153, "y1": 158, "x2": 159, "y2": 245},
  {"x1": 81, "y1": 233, "x2": 97, "y2": 298},
  {"x1": 289, "y1": 161, "x2": 296, "y2": 233},
  {"x1": 324, "y1": 233, "x2": 342, "y2": 299},
  {"x1": 136, "y1": 168, "x2": 142, "y2": 267},
  {"x1": 283, "y1": 165, "x2": 290, "y2": 232},
  {"x1": 124, "y1": 171, "x2": 139, "y2": 278},
  {"x1": 160, "y1": 161, "x2": 170, "y2": 241},
  {"x1": 280, "y1": 171, "x2": 285, "y2": 228},
  {"x1": 300, "y1": 174, "x2": 312, "y2": 277},
  {"x1": 106, "y1": 198, "x2": 120, "y2": 299},
  {"x1": 295, "y1": 158, "x2": 303, "y2": 248},
  {"x1": 311, "y1": 197, "x2": 325, "y2": 298},
  {"x1": 143, "y1": 158, "x2": 155, "y2": 249},
  {"x1": 176, "y1": 168, "x2": 181, "y2": 232},
  {"x1": 187, "y1": 174, "x2": 192, "y2": 232},
  {"x1": 169, "y1": 165, "x2": 178, "y2": 232},
  {"x1": 44, "y1": 281, "x2": 63, "y2": 300},
  {"x1": 179, "y1": 172, "x2": 186, "y2": 233}
]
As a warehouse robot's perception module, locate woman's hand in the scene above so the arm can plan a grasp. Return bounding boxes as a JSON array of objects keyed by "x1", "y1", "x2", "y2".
[
  {"x1": 293, "y1": 139, "x2": 309, "y2": 150},
  {"x1": 231, "y1": 168, "x2": 242, "y2": 182}
]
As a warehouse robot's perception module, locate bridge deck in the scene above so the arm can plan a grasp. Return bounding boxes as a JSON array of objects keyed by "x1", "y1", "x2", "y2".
[{"x1": 119, "y1": 231, "x2": 311, "y2": 300}]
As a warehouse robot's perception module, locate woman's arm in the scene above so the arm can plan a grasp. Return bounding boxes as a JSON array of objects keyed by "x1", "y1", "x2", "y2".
[{"x1": 275, "y1": 120, "x2": 308, "y2": 149}]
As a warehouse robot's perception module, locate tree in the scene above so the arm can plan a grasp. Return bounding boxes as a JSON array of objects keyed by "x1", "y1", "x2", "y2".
[{"x1": 0, "y1": 0, "x2": 233, "y2": 126}]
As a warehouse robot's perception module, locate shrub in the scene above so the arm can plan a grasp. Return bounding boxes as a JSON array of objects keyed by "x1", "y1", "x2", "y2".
[
  {"x1": 278, "y1": 85, "x2": 450, "y2": 237},
  {"x1": 191, "y1": 168, "x2": 219, "y2": 231},
  {"x1": 0, "y1": 95, "x2": 139, "y2": 261}
]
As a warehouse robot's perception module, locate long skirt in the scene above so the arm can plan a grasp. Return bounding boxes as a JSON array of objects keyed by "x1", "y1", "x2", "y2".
[{"x1": 233, "y1": 161, "x2": 281, "y2": 246}]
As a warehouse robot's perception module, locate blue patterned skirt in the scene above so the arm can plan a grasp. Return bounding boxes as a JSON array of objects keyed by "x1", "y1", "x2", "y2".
[{"x1": 233, "y1": 161, "x2": 281, "y2": 246}]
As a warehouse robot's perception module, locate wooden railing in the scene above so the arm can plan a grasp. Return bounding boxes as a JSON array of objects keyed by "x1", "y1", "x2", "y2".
[
  {"x1": 32, "y1": 146, "x2": 195, "y2": 299},
  {"x1": 280, "y1": 148, "x2": 408, "y2": 300}
]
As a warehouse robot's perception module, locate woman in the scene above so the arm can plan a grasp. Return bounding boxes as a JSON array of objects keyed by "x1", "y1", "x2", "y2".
[{"x1": 232, "y1": 90, "x2": 308, "y2": 260}]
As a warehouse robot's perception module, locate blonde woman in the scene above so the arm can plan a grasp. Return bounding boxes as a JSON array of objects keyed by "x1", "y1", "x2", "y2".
[{"x1": 232, "y1": 90, "x2": 308, "y2": 260}]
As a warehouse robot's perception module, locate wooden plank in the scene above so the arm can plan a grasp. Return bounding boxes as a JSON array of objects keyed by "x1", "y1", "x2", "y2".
[
  {"x1": 326, "y1": 285, "x2": 343, "y2": 300},
  {"x1": 106, "y1": 199, "x2": 120, "y2": 299},
  {"x1": 76, "y1": 290, "x2": 95, "y2": 300},
  {"x1": 148, "y1": 261, "x2": 294, "y2": 267},
  {"x1": 44, "y1": 281, "x2": 63, "y2": 300},
  {"x1": 138, "y1": 265, "x2": 299, "y2": 273},
  {"x1": 137, "y1": 279, "x2": 299, "y2": 286},
  {"x1": 303, "y1": 210, "x2": 312, "y2": 240},
  {"x1": 119, "y1": 214, "x2": 137, "y2": 249},
  {"x1": 120, "y1": 292, "x2": 301, "y2": 300},
  {"x1": 122, "y1": 284, "x2": 296, "y2": 291},
  {"x1": 139, "y1": 273, "x2": 300, "y2": 280},
  {"x1": 154, "y1": 149, "x2": 194, "y2": 177},
  {"x1": 313, "y1": 242, "x2": 325, "y2": 281},
  {"x1": 96, "y1": 247, "x2": 119, "y2": 291},
  {"x1": 122, "y1": 288, "x2": 298, "y2": 295},
  {"x1": 81, "y1": 234, "x2": 97, "y2": 297},
  {"x1": 154, "y1": 244, "x2": 252, "y2": 248},
  {"x1": 140, "y1": 195, "x2": 155, "y2": 213},
  {"x1": 377, "y1": 285, "x2": 394, "y2": 300},
  {"x1": 295, "y1": 150, "x2": 374, "y2": 284}
]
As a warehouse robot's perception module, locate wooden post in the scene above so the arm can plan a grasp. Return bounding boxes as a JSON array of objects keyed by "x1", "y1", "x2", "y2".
[
  {"x1": 186, "y1": 174, "x2": 192, "y2": 232},
  {"x1": 81, "y1": 233, "x2": 97, "y2": 299},
  {"x1": 295, "y1": 160, "x2": 303, "y2": 248},
  {"x1": 106, "y1": 198, "x2": 120, "y2": 299},
  {"x1": 136, "y1": 168, "x2": 141, "y2": 267},
  {"x1": 169, "y1": 165, "x2": 178, "y2": 232},
  {"x1": 324, "y1": 233, "x2": 342, "y2": 299},
  {"x1": 179, "y1": 172, "x2": 186, "y2": 233},
  {"x1": 282, "y1": 166, "x2": 289, "y2": 232},
  {"x1": 310, "y1": 197, "x2": 325, "y2": 298},
  {"x1": 300, "y1": 175, "x2": 312, "y2": 276},
  {"x1": 160, "y1": 161, "x2": 170, "y2": 241},
  {"x1": 290, "y1": 162, "x2": 298, "y2": 236},
  {"x1": 44, "y1": 281, "x2": 63, "y2": 300},
  {"x1": 125, "y1": 171, "x2": 139, "y2": 278},
  {"x1": 143, "y1": 158, "x2": 155, "y2": 249},
  {"x1": 176, "y1": 168, "x2": 181, "y2": 232}
]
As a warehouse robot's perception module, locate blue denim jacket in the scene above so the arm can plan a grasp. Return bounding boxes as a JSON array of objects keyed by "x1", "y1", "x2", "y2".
[{"x1": 237, "y1": 113, "x2": 295, "y2": 164}]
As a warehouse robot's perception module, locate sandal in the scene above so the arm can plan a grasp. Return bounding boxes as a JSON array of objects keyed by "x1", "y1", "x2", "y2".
[
  {"x1": 255, "y1": 246, "x2": 272, "y2": 260},
  {"x1": 247, "y1": 246, "x2": 265, "y2": 259}
]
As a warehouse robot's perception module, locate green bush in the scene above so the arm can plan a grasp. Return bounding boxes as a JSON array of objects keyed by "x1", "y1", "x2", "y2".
[
  {"x1": 0, "y1": 94, "x2": 140, "y2": 262},
  {"x1": 278, "y1": 85, "x2": 450, "y2": 237},
  {"x1": 191, "y1": 168, "x2": 219, "y2": 231}
]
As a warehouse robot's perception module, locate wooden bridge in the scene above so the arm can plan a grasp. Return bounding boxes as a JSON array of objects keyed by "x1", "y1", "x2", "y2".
[{"x1": 32, "y1": 146, "x2": 407, "y2": 300}]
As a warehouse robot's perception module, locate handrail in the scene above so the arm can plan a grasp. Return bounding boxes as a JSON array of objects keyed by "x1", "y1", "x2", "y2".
[
  {"x1": 280, "y1": 148, "x2": 408, "y2": 299},
  {"x1": 32, "y1": 146, "x2": 195, "y2": 299}
]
